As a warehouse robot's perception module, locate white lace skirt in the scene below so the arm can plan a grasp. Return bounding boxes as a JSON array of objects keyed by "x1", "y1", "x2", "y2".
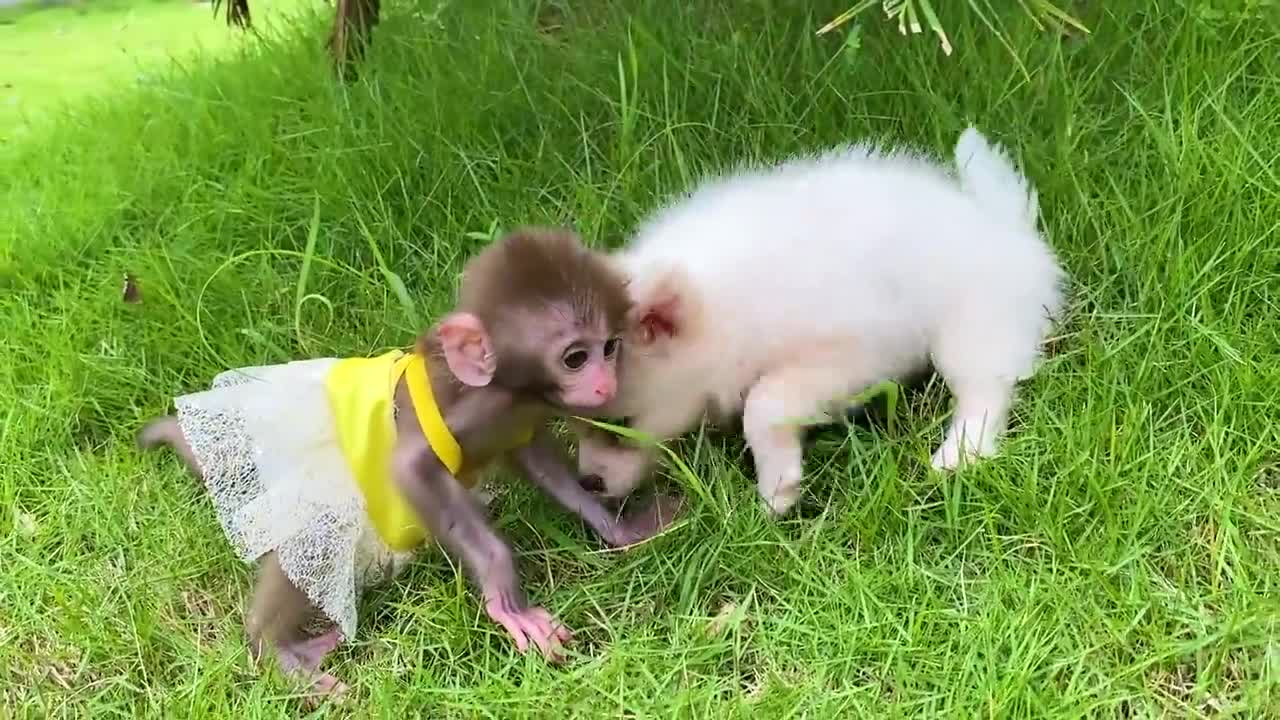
[{"x1": 173, "y1": 358, "x2": 415, "y2": 641}]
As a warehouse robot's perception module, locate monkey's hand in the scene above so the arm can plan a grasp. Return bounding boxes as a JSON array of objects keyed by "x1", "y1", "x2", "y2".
[
  {"x1": 483, "y1": 590, "x2": 572, "y2": 662},
  {"x1": 601, "y1": 493, "x2": 685, "y2": 548},
  {"x1": 395, "y1": 440, "x2": 573, "y2": 663}
]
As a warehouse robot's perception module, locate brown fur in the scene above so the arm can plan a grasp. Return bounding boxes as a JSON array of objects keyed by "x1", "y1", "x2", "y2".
[
  {"x1": 458, "y1": 226, "x2": 631, "y2": 333},
  {"x1": 419, "y1": 226, "x2": 631, "y2": 401},
  {"x1": 143, "y1": 225, "x2": 679, "y2": 705}
]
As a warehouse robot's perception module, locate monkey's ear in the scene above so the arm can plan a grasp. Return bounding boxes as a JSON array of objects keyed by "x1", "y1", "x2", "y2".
[{"x1": 437, "y1": 312, "x2": 496, "y2": 387}]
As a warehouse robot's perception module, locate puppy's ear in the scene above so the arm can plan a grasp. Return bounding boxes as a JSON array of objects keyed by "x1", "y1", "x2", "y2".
[{"x1": 627, "y1": 265, "x2": 689, "y2": 346}]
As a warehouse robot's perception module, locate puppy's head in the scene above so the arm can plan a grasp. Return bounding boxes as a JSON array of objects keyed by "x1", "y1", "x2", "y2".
[
  {"x1": 567, "y1": 260, "x2": 706, "y2": 499},
  {"x1": 574, "y1": 421, "x2": 657, "y2": 499},
  {"x1": 603, "y1": 261, "x2": 704, "y2": 413},
  {"x1": 620, "y1": 262, "x2": 694, "y2": 349}
]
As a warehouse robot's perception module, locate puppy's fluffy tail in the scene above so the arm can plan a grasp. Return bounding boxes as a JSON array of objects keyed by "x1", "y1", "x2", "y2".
[{"x1": 954, "y1": 126, "x2": 1039, "y2": 231}]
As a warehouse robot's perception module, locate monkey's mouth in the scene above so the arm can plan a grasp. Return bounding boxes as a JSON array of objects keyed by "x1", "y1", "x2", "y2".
[{"x1": 564, "y1": 393, "x2": 619, "y2": 412}]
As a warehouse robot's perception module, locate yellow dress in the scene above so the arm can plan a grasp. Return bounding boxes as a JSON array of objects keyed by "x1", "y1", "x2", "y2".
[
  {"x1": 325, "y1": 350, "x2": 464, "y2": 552},
  {"x1": 171, "y1": 349, "x2": 530, "y2": 641}
]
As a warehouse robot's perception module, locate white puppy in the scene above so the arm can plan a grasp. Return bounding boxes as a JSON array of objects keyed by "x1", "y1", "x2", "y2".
[{"x1": 578, "y1": 126, "x2": 1066, "y2": 516}]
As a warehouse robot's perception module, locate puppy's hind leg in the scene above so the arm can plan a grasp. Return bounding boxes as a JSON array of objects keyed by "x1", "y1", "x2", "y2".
[
  {"x1": 743, "y1": 362, "x2": 872, "y2": 516},
  {"x1": 929, "y1": 376, "x2": 1015, "y2": 470},
  {"x1": 929, "y1": 307, "x2": 1040, "y2": 470}
]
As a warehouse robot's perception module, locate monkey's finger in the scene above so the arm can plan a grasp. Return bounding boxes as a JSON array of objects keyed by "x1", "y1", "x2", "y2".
[
  {"x1": 536, "y1": 630, "x2": 567, "y2": 664},
  {"x1": 313, "y1": 674, "x2": 348, "y2": 699},
  {"x1": 533, "y1": 608, "x2": 573, "y2": 644},
  {"x1": 486, "y1": 598, "x2": 534, "y2": 653},
  {"x1": 524, "y1": 617, "x2": 558, "y2": 659},
  {"x1": 530, "y1": 607, "x2": 571, "y2": 642},
  {"x1": 492, "y1": 613, "x2": 531, "y2": 653},
  {"x1": 524, "y1": 609, "x2": 572, "y2": 661},
  {"x1": 547, "y1": 642, "x2": 567, "y2": 664},
  {"x1": 526, "y1": 606, "x2": 556, "y2": 627}
]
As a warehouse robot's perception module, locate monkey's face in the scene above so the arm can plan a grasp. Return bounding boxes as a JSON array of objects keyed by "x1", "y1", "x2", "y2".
[
  {"x1": 476, "y1": 304, "x2": 624, "y2": 412},
  {"x1": 444, "y1": 226, "x2": 632, "y2": 411},
  {"x1": 542, "y1": 325, "x2": 622, "y2": 410}
]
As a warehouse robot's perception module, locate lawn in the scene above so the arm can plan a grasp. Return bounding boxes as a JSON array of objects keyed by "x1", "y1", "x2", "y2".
[
  {"x1": 2, "y1": 0, "x2": 1278, "y2": 716},
  {"x1": 0, "y1": 0, "x2": 318, "y2": 139}
]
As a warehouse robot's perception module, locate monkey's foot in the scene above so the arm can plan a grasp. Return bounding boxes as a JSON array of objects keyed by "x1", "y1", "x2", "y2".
[
  {"x1": 298, "y1": 672, "x2": 349, "y2": 709},
  {"x1": 274, "y1": 628, "x2": 348, "y2": 706},
  {"x1": 278, "y1": 627, "x2": 343, "y2": 673},
  {"x1": 606, "y1": 494, "x2": 685, "y2": 548},
  {"x1": 485, "y1": 598, "x2": 572, "y2": 662}
]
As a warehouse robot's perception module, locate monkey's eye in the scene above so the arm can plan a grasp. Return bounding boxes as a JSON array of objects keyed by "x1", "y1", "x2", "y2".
[
  {"x1": 562, "y1": 348, "x2": 590, "y2": 370},
  {"x1": 603, "y1": 337, "x2": 620, "y2": 358}
]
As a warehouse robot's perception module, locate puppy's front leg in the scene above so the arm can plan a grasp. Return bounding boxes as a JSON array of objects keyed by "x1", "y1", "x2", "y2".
[{"x1": 743, "y1": 364, "x2": 865, "y2": 516}]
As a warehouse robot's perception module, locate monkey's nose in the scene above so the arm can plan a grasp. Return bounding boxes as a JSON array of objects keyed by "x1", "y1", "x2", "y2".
[{"x1": 578, "y1": 474, "x2": 605, "y2": 493}]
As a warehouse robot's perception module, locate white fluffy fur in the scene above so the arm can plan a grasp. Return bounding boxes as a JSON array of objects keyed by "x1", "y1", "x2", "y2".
[{"x1": 577, "y1": 126, "x2": 1066, "y2": 515}]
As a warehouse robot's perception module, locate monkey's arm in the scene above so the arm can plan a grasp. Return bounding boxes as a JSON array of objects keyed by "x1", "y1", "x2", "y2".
[
  {"x1": 393, "y1": 439, "x2": 570, "y2": 660},
  {"x1": 508, "y1": 429, "x2": 684, "y2": 548}
]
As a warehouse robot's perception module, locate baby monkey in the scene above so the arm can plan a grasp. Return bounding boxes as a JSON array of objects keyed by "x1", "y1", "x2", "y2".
[{"x1": 139, "y1": 227, "x2": 682, "y2": 701}]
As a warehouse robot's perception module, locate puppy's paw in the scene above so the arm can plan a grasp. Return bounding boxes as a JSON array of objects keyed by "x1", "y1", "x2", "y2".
[
  {"x1": 930, "y1": 434, "x2": 995, "y2": 471},
  {"x1": 757, "y1": 457, "x2": 804, "y2": 517},
  {"x1": 931, "y1": 437, "x2": 966, "y2": 471}
]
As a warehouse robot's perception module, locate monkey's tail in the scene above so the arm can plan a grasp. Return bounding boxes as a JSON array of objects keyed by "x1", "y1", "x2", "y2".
[
  {"x1": 137, "y1": 416, "x2": 205, "y2": 479},
  {"x1": 137, "y1": 416, "x2": 176, "y2": 450},
  {"x1": 954, "y1": 126, "x2": 1040, "y2": 232}
]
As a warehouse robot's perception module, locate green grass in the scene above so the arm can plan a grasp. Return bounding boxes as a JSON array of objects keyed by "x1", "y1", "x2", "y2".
[
  {"x1": 0, "y1": 0, "x2": 318, "y2": 139},
  {"x1": 3, "y1": 0, "x2": 1280, "y2": 716}
]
